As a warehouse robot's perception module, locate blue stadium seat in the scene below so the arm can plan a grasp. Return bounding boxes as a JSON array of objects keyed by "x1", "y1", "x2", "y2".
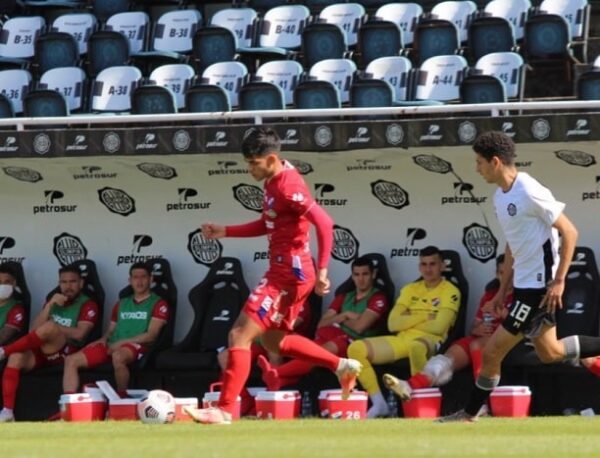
[
  {"x1": 192, "y1": 26, "x2": 237, "y2": 72},
  {"x1": 131, "y1": 85, "x2": 177, "y2": 114},
  {"x1": 301, "y1": 22, "x2": 347, "y2": 70},
  {"x1": 239, "y1": 81, "x2": 285, "y2": 111},
  {"x1": 210, "y1": 7, "x2": 258, "y2": 49},
  {"x1": 540, "y1": 0, "x2": 589, "y2": 61},
  {"x1": 430, "y1": 0, "x2": 477, "y2": 44},
  {"x1": 467, "y1": 16, "x2": 516, "y2": 65},
  {"x1": 309, "y1": 58, "x2": 357, "y2": 104},
  {"x1": 364, "y1": 56, "x2": 413, "y2": 104},
  {"x1": 33, "y1": 32, "x2": 79, "y2": 77},
  {"x1": 201, "y1": 61, "x2": 248, "y2": 108},
  {"x1": 149, "y1": 63, "x2": 196, "y2": 110},
  {"x1": 184, "y1": 83, "x2": 231, "y2": 114},
  {"x1": 350, "y1": 78, "x2": 394, "y2": 108},
  {"x1": 577, "y1": 70, "x2": 600, "y2": 100},
  {"x1": 357, "y1": 20, "x2": 403, "y2": 69},
  {"x1": 87, "y1": 30, "x2": 130, "y2": 78},
  {"x1": 460, "y1": 74, "x2": 507, "y2": 104},
  {"x1": 90, "y1": 0, "x2": 132, "y2": 23},
  {"x1": 484, "y1": 0, "x2": 531, "y2": 42},
  {"x1": 293, "y1": 80, "x2": 341, "y2": 109},
  {"x1": 51, "y1": 12, "x2": 97, "y2": 55},
  {"x1": 475, "y1": 51, "x2": 526, "y2": 100},
  {"x1": 0, "y1": 93, "x2": 14, "y2": 118},
  {"x1": 374, "y1": 2, "x2": 423, "y2": 47},
  {"x1": 319, "y1": 3, "x2": 366, "y2": 48},
  {"x1": 105, "y1": 11, "x2": 151, "y2": 54},
  {"x1": 523, "y1": 13, "x2": 573, "y2": 64},
  {"x1": 23, "y1": 89, "x2": 69, "y2": 117},
  {"x1": 412, "y1": 19, "x2": 459, "y2": 66},
  {"x1": 255, "y1": 60, "x2": 304, "y2": 106}
]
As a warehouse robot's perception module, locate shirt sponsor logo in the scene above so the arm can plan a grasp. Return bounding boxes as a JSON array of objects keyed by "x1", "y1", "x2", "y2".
[
  {"x1": 507, "y1": 203, "x2": 517, "y2": 216},
  {"x1": 52, "y1": 315, "x2": 73, "y2": 326},
  {"x1": 120, "y1": 311, "x2": 148, "y2": 320}
]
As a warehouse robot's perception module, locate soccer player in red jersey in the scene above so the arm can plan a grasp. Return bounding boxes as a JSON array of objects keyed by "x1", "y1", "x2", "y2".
[{"x1": 184, "y1": 127, "x2": 362, "y2": 425}]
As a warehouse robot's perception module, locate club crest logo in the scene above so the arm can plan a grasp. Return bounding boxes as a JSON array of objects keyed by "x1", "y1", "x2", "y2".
[
  {"x1": 554, "y1": 150, "x2": 596, "y2": 167},
  {"x1": 53, "y1": 232, "x2": 88, "y2": 266},
  {"x1": 187, "y1": 229, "x2": 223, "y2": 265},
  {"x1": 385, "y1": 123, "x2": 404, "y2": 146},
  {"x1": 458, "y1": 121, "x2": 477, "y2": 143},
  {"x1": 232, "y1": 184, "x2": 263, "y2": 213},
  {"x1": 172, "y1": 130, "x2": 191, "y2": 152},
  {"x1": 3, "y1": 166, "x2": 42, "y2": 183},
  {"x1": 137, "y1": 162, "x2": 177, "y2": 180},
  {"x1": 102, "y1": 132, "x2": 121, "y2": 154},
  {"x1": 531, "y1": 118, "x2": 551, "y2": 140},
  {"x1": 33, "y1": 133, "x2": 51, "y2": 155},
  {"x1": 462, "y1": 223, "x2": 498, "y2": 262},
  {"x1": 412, "y1": 155, "x2": 452, "y2": 174},
  {"x1": 314, "y1": 126, "x2": 333, "y2": 147},
  {"x1": 370, "y1": 179, "x2": 409, "y2": 210},
  {"x1": 332, "y1": 225, "x2": 359, "y2": 264},
  {"x1": 98, "y1": 187, "x2": 136, "y2": 216}
]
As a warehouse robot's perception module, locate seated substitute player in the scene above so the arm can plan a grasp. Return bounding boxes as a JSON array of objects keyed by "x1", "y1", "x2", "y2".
[
  {"x1": 62, "y1": 262, "x2": 169, "y2": 396},
  {"x1": 0, "y1": 264, "x2": 27, "y2": 346},
  {"x1": 347, "y1": 246, "x2": 461, "y2": 418},
  {"x1": 184, "y1": 127, "x2": 361, "y2": 425},
  {"x1": 383, "y1": 254, "x2": 512, "y2": 400},
  {"x1": 258, "y1": 256, "x2": 389, "y2": 390},
  {"x1": 0, "y1": 265, "x2": 99, "y2": 422}
]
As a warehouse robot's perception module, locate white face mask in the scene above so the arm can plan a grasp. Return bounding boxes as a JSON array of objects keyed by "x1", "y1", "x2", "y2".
[{"x1": 0, "y1": 284, "x2": 14, "y2": 300}]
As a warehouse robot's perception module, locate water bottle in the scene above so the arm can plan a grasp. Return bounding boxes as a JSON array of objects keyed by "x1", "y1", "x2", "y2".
[
  {"x1": 387, "y1": 390, "x2": 398, "y2": 418},
  {"x1": 301, "y1": 391, "x2": 313, "y2": 417}
]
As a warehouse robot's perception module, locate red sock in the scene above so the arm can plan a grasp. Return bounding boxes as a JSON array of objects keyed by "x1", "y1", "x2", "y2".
[
  {"x1": 239, "y1": 387, "x2": 254, "y2": 416},
  {"x1": 586, "y1": 358, "x2": 600, "y2": 378},
  {"x1": 2, "y1": 331, "x2": 44, "y2": 356},
  {"x1": 257, "y1": 355, "x2": 304, "y2": 390},
  {"x1": 276, "y1": 359, "x2": 315, "y2": 379},
  {"x1": 408, "y1": 373, "x2": 432, "y2": 389},
  {"x1": 278, "y1": 334, "x2": 339, "y2": 372},
  {"x1": 2, "y1": 367, "x2": 20, "y2": 409},
  {"x1": 470, "y1": 347, "x2": 482, "y2": 380},
  {"x1": 218, "y1": 347, "x2": 251, "y2": 415}
]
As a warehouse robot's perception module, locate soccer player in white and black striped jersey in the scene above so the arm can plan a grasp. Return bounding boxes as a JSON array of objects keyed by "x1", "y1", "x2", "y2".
[{"x1": 439, "y1": 131, "x2": 600, "y2": 422}]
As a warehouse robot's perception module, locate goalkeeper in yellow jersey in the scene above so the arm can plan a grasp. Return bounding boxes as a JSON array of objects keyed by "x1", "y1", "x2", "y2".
[{"x1": 347, "y1": 246, "x2": 461, "y2": 418}]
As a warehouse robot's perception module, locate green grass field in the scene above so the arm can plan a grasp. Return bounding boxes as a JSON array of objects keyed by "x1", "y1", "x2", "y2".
[{"x1": 1, "y1": 418, "x2": 599, "y2": 457}]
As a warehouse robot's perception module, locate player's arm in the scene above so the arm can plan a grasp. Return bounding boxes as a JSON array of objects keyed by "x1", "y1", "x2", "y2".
[
  {"x1": 317, "y1": 295, "x2": 345, "y2": 328},
  {"x1": 0, "y1": 305, "x2": 26, "y2": 345},
  {"x1": 543, "y1": 213, "x2": 578, "y2": 311},
  {"x1": 414, "y1": 308, "x2": 457, "y2": 336},
  {"x1": 342, "y1": 293, "x2": 388, "y2": 334},
  {"x1": 110, "y1": 318, "x2": 166, "y2": 348},
  {"x1": 305, "y1": 203, "x2": 334, "y2": 295},
  {"x1": 60, "y1": 301, "x2": 98, "y2": 343},
  {"x1": 31, "y1": 293, "x2": 63, "y2": 329},
  {"x1": 202, "y1": 218, "x2": 267, "y2": 239},
  {"x1": 387, "y1": 288, "x2": 428, "y2": 333},
  {"x1": 492, "y1": 244, "x2": 513, "y2": 312}
]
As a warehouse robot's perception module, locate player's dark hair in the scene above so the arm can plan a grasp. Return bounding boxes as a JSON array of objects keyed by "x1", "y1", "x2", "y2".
[
  {"x1": 241, "y1": 127, "x2": 281, "y2": 158},
  {"x1": 0, "y1": 264, "x2": 16, "y2": 279},
  {"x1": 59, "y1": 265, "x2": 82, "y2": 277},
  {"x1": 419, "y1": 245, "x2": 442, "y2": 258},
  {"x1": 472, "y1": 131, "x2": 516, "y2": 165},
  {"x1": 130, "y1": 262, "x2": 151, "y2": 276},
  {"x1": 352, "y1": 256, "x2": 375, "y2": 272}
]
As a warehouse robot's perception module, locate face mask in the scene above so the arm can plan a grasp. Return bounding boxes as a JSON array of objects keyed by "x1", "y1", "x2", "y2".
[{"x1": 0, "y1": 284, "x2": 13, "y2": 300}]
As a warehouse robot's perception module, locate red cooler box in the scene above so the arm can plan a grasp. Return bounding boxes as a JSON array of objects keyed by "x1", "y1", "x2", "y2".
[
  {"x1": 255, "y1": 391, "x2": 300, "y2": 420},
  {"x1": 402, "y1": 388, "x2": 442, "y2": 418},
  {"x1": 60, "y1": 392, "x2": 107, "y2": 421},
  {"x1": 490, "y1": 385, "x2": 531, "y2": 417},
  {"x1": 326, "y1": 391, "x2": 367, "y2": 420},
  {"x1": 108, "y1": 398, "x2": 139, "y2": 420},
  {"x1": 202, "y1": 392, "x2": 241, "y2": 420},
  {"x1": 319, "y1": 389, "x2": 342, "y2": 418},
  {"x1": 175, "y1": 397, "x2": 198, "y2": 422}
]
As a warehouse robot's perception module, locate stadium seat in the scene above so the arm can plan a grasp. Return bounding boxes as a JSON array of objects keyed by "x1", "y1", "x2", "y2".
[
  {"x1": 201, "y1": 61, "x2": 248, "y2": 108},
  {"x1": 241, "y1": 0, "x2": 288, "y2": 13},
  {"x1": 154, "y1": 257, "x2": 249, "y2": 371},
  {"x1": 539, "y1": 0, "x2": 590, "y2": 61},
  {"x1": 374, "y1": 2, "x2": 423, "y2": 47},
  {"x1": 33, "y1": 32, "x2": 79, "y2": 77},
  {"x1": 149, "y1": 63, "x2": 195, "y2": 110},
  {"x1": 90, "y1": 65, "x2": 142, "y2": 113},
  {"x1": 576, "y1": 69, "x2": 600, "y2": 100},
  {"x1": 301, "y1": 22, "x2": 347, "y2": 70},
  {"x1": 90, "y1": 0, "x2": 132, "y2": 23},
  {"x1": 184, "y1": 83, "x2": 231, "y2": 114},
  {"x1": 105, "y1": 11, "x2": 151, "y2": 54},
  {"x1": 192, "y1": 26, "x2": 238, "y2": 72},
  {"x1": 430, "y1": 0, "x2": 478, "y2": 44},
  {"x1": 0, "y1": 69, "x2": 32, "y2": 114},
  {"x1": 39, "y1": 66, "x2": 87, "y2": 112},
  {"x1": 349, "y1": 78, "x2": 394, "y2": 108},
  {"x1": 475, "y1": 51, "x2": 526, "y2": 100},
  {"x1": 0, "y1": 16, "x2": 45, "y2": 67},
  {"x1": 131, "y1": 85, "x2": 177, "y2": 114},
  {"x1": 411, "y1": 19, "x2": 459, "y2": 66},
  {"x1": 414, "y1": 55, "x2": 468, "y2": 102},
  {"x1": 293, "y1": 80, "x2": 341, "y2": 109},
  {"x1": 319, "y1": 3, "x2": 366, "y2": 48},
  {"x1": 364, "y1": 56, "x2": 412, "y2": 104},
  {"x1": 356, "y1": 20, "x2": 403, "y2": 69},
  {"x1": 87, "y1": 30, "x2": 130, "y2": 78},
  {"x1": 239, "y1": 81, "x2": 285, "y2": 111},
  {"x1": 210, "y1": 7, "x2": 258, "y2": 49},
  {"x1": 467, "y1": 16, "x2": 516, "y2": 65},
  {"x1": 484, "y1": 0, "x2": 531, "y2": 41},
  {"x1": 118, "y1": 258, "x2": 177, "y2": 369},
  {"x1": 460, "y1": 73, "x2": 507, "y2": 103},
  {"x1": 51, "y1": 12, "x2": 97, "y2": 55},
  {"x1": 0, "y1": 93, "x2": 14, "y2": 118},
  {"x1": 23, "y1": 89, "x2": 69, "y2": 117},
  {"x1": 309, "y1": 58, "x2": 357, "y2": 104},
  {"x1": 522, "y1": 13, "x2": 574, "y2": 65},
  {"x1": 1, "y1": 261, "x2": 31, "y2": 339},
  {"x1": 255, "y1": 60, "x2": 304, "y2": 106}
]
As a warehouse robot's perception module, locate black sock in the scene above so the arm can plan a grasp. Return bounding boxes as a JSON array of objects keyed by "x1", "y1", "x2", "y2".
[
  {"x1": 578, "y1": 336, "x2": 600, "y2": 358},
  {"x1": 465, "y1": 386, "x2": 492, "y2": 416}
]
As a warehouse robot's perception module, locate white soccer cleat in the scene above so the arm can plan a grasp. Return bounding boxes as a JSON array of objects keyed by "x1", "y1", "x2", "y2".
[
  {"x1": 382, "y1": 373, "x2": 413, "y2": 402},
  {"x1": 0, "y1": 408, "x2": 14, "y2": 422},
  {"x1": 183, "y1": 406, "x2": 232, "y2": 425},
  {"x1": 335, "y1": 358, "x2": 362, "y2": 400}
]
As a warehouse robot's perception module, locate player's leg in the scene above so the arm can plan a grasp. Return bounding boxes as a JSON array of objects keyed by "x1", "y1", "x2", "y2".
[
  {"x1": 0, "y1": 320, "x2": 65, "y2": 360},
  {"x1": 0, "y1": 351, "x2": 36, "y2": 421},
  {"x1": 111, "y1": 345, "x2": 139, "y2": 393},
  {"x1": 533, "y1": 323, "x2": 600, "y2": 364},
  {"x1": 581, "y1": 357, "x2": 600, "y2": 377}
]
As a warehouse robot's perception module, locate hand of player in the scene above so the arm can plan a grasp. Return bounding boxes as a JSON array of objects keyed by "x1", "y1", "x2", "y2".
[
  {"x1": 201, "y1": 222, "x2": 226, "y2": 239},
  {"x1": 49, "y1": 293, "x2": 68, "y2": 307},
  {"x1": 540, "y1": 278, "x2": 565, "y2": 312},
  {"x1": 314, "y1": 268, "x2": 330, "y2": 296}
]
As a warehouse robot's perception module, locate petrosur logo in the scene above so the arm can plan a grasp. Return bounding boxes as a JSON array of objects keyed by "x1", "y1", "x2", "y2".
[
  {"x1": 581, "y1": 176, "x2": 600, "y2": 201},
  {"x1": 206, "y1": 131, "x2": 229, "y2": 148},
  {"x1": 419, "y1": 124, "x2": 443, "y2": 142},
  {"x1": 390, "y1": 227, "x2": 427, "y2": 258},
  {"x1": 33, "y1": 190, "x2": 77, "y2": 215},
  {"x1": 187, "y1": 229, "x2": 223, "y2": 266},
  {"x1": 166, "y1": 188, "x2": 211, "y2": 211},
  {"x1": 566, "y1": 118, "x2": 591, "y2": 137},
  {"x1": 232, "y1": 183, "x2": 263, "y2": 213},
  {"x1": 73, "y1": 165, "x2": 117, "y2": 180},
  {"x1": 280, "y1": 128, "x2": 300, "y2": 146},
  {"x1": 117, "y1": 235, "x2": 162, "y2": 266},
  {"x1": 135, "y1": 132, "x2": 159, "y2": 150},
  {"x1": 346, "y1": 159, "x2": 391, "y2": 172},
  {"x1": 0, "y1": 135, "x2": 18, "y2": 153},
  {"x1": 207, "y1": 160, "x2": 247, "y2": 176},
  {"x1": 65, "y1": 134, "x2": 89, "y2": 152},
  {"x1": 53, "y1": 232, "x2": 88, "y2": 266},
  {"x1": 0, "y1": 236, "x2": 25, "y2": 263},
  {"x1": 347, "y1": 126, "x2": 371, "y2": 144},
  {"x1": 441, "y1": 182, "x2": 487, "y2": 205},
  {"x1": 314, "y1": 183, "x2": 348, "y2": 206}
]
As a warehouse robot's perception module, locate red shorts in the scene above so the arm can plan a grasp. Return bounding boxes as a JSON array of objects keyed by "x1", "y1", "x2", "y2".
[
  {"x1": 315, "y1": 325, "x2": 352, "y2": 356},
  {"x1": 245, "y1": 276, "x2": 315, "y2": 332},
  {"x1": 33, "y1": 344, "x2": 78, "y2": 369},
  {"x1": 80, "y1": 342, "x2": 148, "y2": 367},
  {"x1": 452, "y1": 336, "x2": 477, "y2": 355}
]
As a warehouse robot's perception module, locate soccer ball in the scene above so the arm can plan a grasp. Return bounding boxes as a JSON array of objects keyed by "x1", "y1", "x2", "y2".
[{"x1": 137, "y1": 390, "x2": 176, "y2": 424}]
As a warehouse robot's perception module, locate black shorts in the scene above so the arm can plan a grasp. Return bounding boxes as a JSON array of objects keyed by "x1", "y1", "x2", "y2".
[{"x1": 502, "y1": 288, "x2": 556, "y2": 338}]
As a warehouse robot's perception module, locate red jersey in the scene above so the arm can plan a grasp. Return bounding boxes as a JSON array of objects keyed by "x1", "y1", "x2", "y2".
[
  {"x1": 262, "y1": 161, "x2": 316, "y2": 282},
  {"x1": 2, "y1": 303, "x2": 26, "y2": 331},
  {"x1": 474, "y1": 288, "x2": 513, "y2": 331}
]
